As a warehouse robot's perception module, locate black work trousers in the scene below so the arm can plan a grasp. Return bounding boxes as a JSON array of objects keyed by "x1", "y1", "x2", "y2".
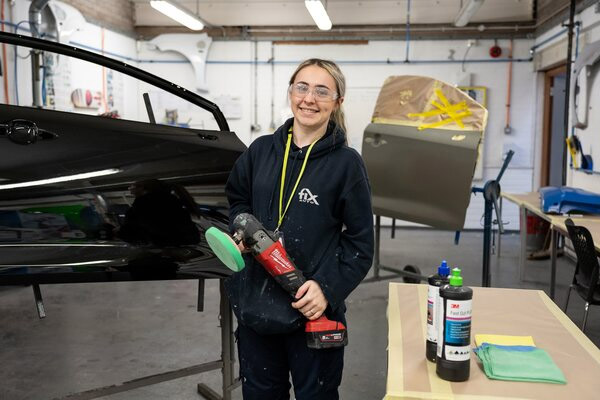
[{"x1": 237, "y1": 323, "x2": 344, "y2": 400}]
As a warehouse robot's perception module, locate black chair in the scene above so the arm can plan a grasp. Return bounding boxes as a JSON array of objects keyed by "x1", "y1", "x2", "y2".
[{"x1": 563, "y1": 218, "x2": 600, "y2": 332}]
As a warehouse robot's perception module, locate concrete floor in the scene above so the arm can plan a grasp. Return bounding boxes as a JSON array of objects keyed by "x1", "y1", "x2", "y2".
[{"x1": 1, "y1": 228, "x2": 598, "y2": 400}]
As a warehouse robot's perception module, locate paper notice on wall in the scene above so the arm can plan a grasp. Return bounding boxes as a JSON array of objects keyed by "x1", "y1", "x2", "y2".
[
  {"x1": 147, "y1": 90, "x2": 193, "y2": 113},
  {"x1": 43, "y1": 53, "x2": 73, "y2": 111}
]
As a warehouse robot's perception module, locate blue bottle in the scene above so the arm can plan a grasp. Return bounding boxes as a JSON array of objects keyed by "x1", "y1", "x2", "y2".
[{"x1": 426, "y1": 260, "x2": 450, "y2": 362}]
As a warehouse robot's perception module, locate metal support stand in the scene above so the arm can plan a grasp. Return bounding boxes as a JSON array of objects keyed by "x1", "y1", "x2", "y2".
[
  {"x1": 54, "y1": 279, "x2": 239, "y2": 400},
  {"x1": 197, "y1": 278, "x2": 205, "y2": 312},
  {"x1": 472, "y1": 150, "x2": 514, "y2": 288},
  {"x1": 482, "y1": 194, "x2": 493, "y2": 287},
  {"x1": 362, "y1": 215, "x2": 426, "y2": 284},
  {"x1": 32, "y1": 284, "x2": 46, "y2": 319},
  {"x1": 197, "y1": 280, "x2": 239, "y2": 400},
  {"x1": 496, "y1": 196, "x2": 503, "y2": 258}
]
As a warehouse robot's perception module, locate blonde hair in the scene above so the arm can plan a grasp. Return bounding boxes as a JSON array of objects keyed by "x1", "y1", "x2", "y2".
[{"x1": 289, "y1": 58, "x2": 346, "y2": 133}]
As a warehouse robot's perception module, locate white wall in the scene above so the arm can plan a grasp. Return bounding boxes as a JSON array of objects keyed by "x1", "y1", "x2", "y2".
[
  {"x1": 5, "y1": 1, "x2": 539, "y2": 231},
  {"x1": 138, "y1": 37, "x2": 535, "y2": 230},
  {"x1": 2, "y1": 1, "x2": 138, "y2": 119},
  {"x1": 567, "y1": 5, "x2": 600, "y2": 193},
  {"x1": 533, "y1": 3, "x2": 600, "y2": 196}
]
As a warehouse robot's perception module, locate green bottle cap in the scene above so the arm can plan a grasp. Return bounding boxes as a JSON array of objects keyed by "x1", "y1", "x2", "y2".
[{"x1": 449, "y1": 267, "x2": 463, "y2": 287}]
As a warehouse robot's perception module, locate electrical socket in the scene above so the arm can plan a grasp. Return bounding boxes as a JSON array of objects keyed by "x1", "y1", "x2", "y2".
[{"x1": 467, "y1": 39, "x2": 478, "y2": 48}]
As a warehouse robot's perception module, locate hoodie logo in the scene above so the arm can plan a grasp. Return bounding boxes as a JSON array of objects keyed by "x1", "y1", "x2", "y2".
[{"x1": 298, "y1": 188, "x2": 319, "y2": 206}]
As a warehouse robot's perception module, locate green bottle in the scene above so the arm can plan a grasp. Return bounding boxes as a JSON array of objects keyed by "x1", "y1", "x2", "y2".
[{"x1": 436, "y1": 268, "x2": 473, "y2": 382}]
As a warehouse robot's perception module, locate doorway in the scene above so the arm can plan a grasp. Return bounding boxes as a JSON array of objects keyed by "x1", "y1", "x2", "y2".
[{"x1": 541, "y1": 65, "x2": 567, "y2": 187}]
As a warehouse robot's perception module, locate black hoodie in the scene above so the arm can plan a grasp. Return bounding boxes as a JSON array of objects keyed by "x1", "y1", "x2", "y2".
[{"x1": 224, "y1": 118, "x2": 374, "y2": 335}]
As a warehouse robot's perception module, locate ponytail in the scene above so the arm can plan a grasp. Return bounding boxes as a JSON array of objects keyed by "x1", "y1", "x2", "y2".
[{"x1": 332, "y1": 106, "x2": 346, "y2": 134}]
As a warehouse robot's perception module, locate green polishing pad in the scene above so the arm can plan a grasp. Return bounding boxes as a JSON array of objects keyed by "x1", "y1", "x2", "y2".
[{"x1": 205, "y1": 227, "x2": 245, "y2": 272}]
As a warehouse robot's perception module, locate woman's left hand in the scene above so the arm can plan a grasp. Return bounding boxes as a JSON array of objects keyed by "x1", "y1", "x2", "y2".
[{"x1": 291, "y1": 280, "x2": 328, "y2": 320}]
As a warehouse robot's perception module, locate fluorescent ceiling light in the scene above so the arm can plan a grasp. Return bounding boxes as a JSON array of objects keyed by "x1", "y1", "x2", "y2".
[
  {"x1": 454, "y1": 0, "x2": 484, "y2": 27},
  {"x1": 0, "y1": 168, "x2": 121, "y2": 190},
  {"x1": 305, "y1": 0, "x2": 332, "y2": 31},
  {"x1": 150, "y1": 0, "x2": 204, "y2": 31}
]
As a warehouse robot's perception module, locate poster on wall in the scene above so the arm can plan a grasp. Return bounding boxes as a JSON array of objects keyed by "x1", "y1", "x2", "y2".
[
  {"x1": 42, "y1": 52, "x2": 73, "y2": 111},
  {"x1": 458, "y1": 86, "x2": 487, "y2": 107}
]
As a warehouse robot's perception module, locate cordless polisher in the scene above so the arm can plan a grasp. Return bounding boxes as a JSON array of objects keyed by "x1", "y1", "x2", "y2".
[{"x1": 205, "y1": 213, "x2": 348, "y2": 349}]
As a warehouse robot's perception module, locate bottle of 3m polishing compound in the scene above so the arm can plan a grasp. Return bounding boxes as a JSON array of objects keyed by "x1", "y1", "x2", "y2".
[
  {"x1": 426, "y1": 260, "x2": 450, "y2": 362},
  {"x1": 436, "y1": 268, "x2": 473, "y2": 382}
]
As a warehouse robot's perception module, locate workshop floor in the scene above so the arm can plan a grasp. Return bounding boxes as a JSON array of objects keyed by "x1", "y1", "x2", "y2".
[{"x1": 1, "y1": 229, "x2": 598, "y2": 400}]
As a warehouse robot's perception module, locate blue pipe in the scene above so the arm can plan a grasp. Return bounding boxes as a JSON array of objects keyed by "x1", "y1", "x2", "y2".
[
  {"x1": 530, "y1": 28, "x2": 568, "y2": 53},
  {"x1": 201, "y1": 58, "x2": 533, "y2": 65}
]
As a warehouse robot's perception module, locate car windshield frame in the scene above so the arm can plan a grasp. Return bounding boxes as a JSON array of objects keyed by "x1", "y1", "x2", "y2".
[{"x1": 0, "y1": 31, "x2": 230, "y2": 132}]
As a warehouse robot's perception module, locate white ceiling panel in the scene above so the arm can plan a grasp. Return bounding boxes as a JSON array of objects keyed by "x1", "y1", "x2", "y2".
[{"x1": 133, "y1": 0, "x2": 534, "y2": 27}]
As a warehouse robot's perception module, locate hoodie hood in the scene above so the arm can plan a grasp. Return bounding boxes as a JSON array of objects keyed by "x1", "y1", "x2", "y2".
[{"x1": 273, "y1": 117, "x2": 346, "y2": 160}]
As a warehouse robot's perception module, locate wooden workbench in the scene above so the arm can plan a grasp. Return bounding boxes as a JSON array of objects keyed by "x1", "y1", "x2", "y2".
[
  {"x1": 385, "y1": 283, "x2": 600, "y2": 400},
  {"x1": 501, "y1": 192, "x2": 600, "y2": 299}
]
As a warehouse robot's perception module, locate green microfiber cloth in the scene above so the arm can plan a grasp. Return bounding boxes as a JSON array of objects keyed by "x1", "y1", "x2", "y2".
[{"x1": 474, "y1": 344, "x2": 567, "y2": 384}]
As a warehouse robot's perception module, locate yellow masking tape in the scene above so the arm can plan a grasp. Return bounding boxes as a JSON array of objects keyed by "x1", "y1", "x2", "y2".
[
  {"x1": 538, "y1": 291, "x2": 600, "y2": 365},
  {"x1": 387, "y1": 284, "x2": 405, "y2": 394},
  {"x1": 385, "y1": 392, "x2": 531, "y2": 400},
  {"x1": 408, "y1": 88, "x2": 472, "y2": 131}
]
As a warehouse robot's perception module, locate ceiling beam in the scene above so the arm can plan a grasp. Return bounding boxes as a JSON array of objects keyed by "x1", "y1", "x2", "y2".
[{"x1": 135, "y1": 22, "x2": 536, "y2": 41}]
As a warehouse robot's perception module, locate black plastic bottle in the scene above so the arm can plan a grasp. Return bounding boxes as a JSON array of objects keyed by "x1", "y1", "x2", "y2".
[
  {"x1": 436, "y1": 268, "x2": 473, "y2": 382},
  {"x1": 425, "y1": 260, "x2": 450, "y2": 362}
]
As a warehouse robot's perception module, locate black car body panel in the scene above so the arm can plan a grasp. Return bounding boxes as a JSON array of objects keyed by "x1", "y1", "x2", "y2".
[{"x1": 0, "y1": 32, "x2": 246, "y2": 287}]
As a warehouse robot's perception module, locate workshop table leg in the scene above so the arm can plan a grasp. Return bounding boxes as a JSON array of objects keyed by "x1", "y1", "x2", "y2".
[
  {"x1": 373, "y1": 215, "x2": 381, "y2": 279},
  {"x1": 519, "y1": 207, "x2": 527, "y2": 281},
  {"x1": 496, "y1": 196, "x2": 503, "y2": 258},
  {"x1": 550, "y1": 229, "x2": 558, "y2": 300},
  {"x1": 220, "y1": 280, "x2": 235, "y2": 400}
]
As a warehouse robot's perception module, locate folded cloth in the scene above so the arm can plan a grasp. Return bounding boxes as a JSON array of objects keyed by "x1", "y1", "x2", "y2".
[
  {"x1": 474, "y1": 334, "x2": 535, "y2": 347},
  {"x1": 474, "y1": 343, "x2": 567, "y2": 384}
]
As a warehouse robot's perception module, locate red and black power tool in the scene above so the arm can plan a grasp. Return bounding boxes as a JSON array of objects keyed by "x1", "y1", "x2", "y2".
[{"x1": 231, "y1": 213, "x2": 348, "y2": 349}]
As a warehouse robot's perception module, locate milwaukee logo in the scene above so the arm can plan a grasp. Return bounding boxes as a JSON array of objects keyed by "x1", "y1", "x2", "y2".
[
  {"x1": 298, "y1": 188, "x2": 319, "y2": 205},
  {"x1": 270, "y1": 248, "x2": 294, "y2": 274}
]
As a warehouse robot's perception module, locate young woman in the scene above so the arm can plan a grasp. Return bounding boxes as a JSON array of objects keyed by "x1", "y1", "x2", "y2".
[{"x1": 225, "y1": 58, "x2": 374, "y2": 400}]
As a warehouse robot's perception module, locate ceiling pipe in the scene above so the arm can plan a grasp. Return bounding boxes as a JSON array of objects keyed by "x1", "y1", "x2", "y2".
[
  {"x1": 28, "y1": 0, "x2": 50, "y2": 108},
  {"x1": 136, "y1": 22, "x2": 535, "y2": 41},
  {"x1": 28, "y1": 0, "x2": 50, "y2": 38},
  {"x1": 404, "y1": 0, "x2": 411, "y2": 62},
  {"x1": 562, "y1": 0, "x2": 577, "y2": 185},
  {"x1": 243, "y1": 23, "x2": 532, "y2": 34},
  {"x1": 1, "y1": 0, "x2": 10, "y2": 104},
  {"x1": 504, "y1": 38, "x2": 513, "y2": 134}
]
